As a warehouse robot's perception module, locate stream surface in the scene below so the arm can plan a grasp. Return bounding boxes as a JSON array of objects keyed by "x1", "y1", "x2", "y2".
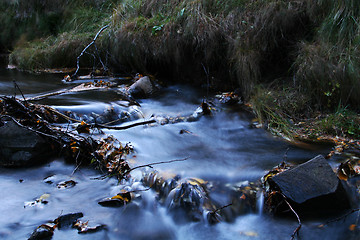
[{"x1": 0, "y1": 69, "x2": 357, "y2": 239}]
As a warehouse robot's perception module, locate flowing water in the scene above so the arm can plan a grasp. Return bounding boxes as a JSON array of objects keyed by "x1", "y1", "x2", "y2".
[{"x1": 0, "y1": 69, "x2": 358, "y2": 239}]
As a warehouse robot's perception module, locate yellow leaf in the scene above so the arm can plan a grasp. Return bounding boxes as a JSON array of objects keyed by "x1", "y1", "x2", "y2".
[
  {"x1": 111, "y1": 192, "x2": 131, "y2": 202},
  {"x1": 187, "y1": 177, "x2": 207, "y2": 186},
  {"x1": 111, "y1": 195, "x2": 125, "y2": 200},
  {"x1": 39, "y1": 194, "x2": 50, "y2": 201},
  {"x1": 240, "y1": 231, "x2": 258, "y2": 237}
]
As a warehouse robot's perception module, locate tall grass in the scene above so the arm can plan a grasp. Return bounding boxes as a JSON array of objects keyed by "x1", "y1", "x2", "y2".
[
  {"x1": 5, "y1": 0, "x2": 116, "y2": 69},
  {"x1": 294, "y1": 0, "x2": 360, "y2": 109},
  {"x1": 5, "y1": 0, "x2": 360, "y2": 114},
  {"x1": 109, "y1": 0, "x2": 311, "y2": 92}
]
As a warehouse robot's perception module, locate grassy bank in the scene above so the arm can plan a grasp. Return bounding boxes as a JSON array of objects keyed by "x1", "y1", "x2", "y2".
[
  {"x1": 3, "y1": 0, "x2": 360, "y2": 141},
  {"x1": 2, "y1": 0, "x2": 115, "y2": 68}
]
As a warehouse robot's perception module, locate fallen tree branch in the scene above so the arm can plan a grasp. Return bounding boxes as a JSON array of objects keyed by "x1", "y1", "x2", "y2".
[
  {"x1": 72, "y1": 25, "x2": 110, "y2": 78},
  {"x1": 93, "y1": 119, "x2": 156, "y2": 130}
]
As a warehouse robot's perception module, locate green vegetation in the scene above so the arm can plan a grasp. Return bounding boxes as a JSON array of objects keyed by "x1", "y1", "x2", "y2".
[
  {"x1": 2, "y1": 0, "x2": 115, "y2": 68},
  {"x1": 1, "y1": 0, "x2": 360, "y2": 141}
]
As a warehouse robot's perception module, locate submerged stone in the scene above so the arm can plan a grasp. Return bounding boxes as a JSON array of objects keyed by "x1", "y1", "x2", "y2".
[{"x1": 0, "y1": 119, "x2": 53, "y2": 167}]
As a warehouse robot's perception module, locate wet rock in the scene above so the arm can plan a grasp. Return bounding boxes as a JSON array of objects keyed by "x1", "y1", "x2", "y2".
[
  {"x1": 0, "y1": 119, "x2": 53, "y2": 167},
  {"x1": 128, "y1": 76, "x2": 160, "y2": 98},
  {"x1": 266, "y1": 155, "x2": 354, "y2": 215},
  {"x1": 55, "y1": 212, "x2": 83, "y2": 229},
  {"x1": 28, "y1": 224, "x2": 54, "y2": 240},
  {"x1": 98, "y1": 197, "x2": 128, "y2": 207}
]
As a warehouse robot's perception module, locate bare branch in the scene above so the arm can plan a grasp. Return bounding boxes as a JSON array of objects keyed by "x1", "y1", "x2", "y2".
[
  {"x1": 280, "y1": 193, "x2": 302, "y2": 240},
  {"x1": 72, "y1": 25, "x2": 110, "y2": 78},
  {"x1": 93, "y1": 119, "x2": 156, "y2": 130}
]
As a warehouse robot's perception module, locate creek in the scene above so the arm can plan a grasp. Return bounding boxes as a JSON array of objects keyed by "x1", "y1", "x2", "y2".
[{"x1": 0, "y1": 69, "x2": 357, "y2": 239}]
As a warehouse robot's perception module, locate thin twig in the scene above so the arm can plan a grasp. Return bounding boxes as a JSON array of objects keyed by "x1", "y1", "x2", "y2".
[
  {"x1": 71, "y1": 151, "x2": 82, "y2": 175},
  {"x1": 92, "y1": 157, "x2": 190, "y2": 180},
  {"x1": 13, "y1": 81, "x2": 28, "y2": 104},
  {"x1": 0, "y1": 115, "x2": 61, "y2": 141},
  {"x1": 71, "y1": 158, "x2": 82, "y2": 176},
  {"x1": 321, "y1": 208, "x2": 360, "y2": 226},
  {"x1": 212, "y1": 203, "x2": 233, "y2": 214},
  {"x1": 280, "y1": 193, "x2": 302, "y2": 240},
  {"x1": 123, "y1": 156, "x2": 190, "y2": 176}
]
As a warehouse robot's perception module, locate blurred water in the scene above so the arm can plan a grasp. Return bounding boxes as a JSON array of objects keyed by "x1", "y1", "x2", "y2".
[{"x1": 0, "y1": 69, "x2": 357, "y2": 240}]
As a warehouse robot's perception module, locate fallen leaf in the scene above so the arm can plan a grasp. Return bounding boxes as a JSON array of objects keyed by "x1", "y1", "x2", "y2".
[
  {"x1": 240, "y1": 231, "x2": 258, "y2": 237},
  {"x1": 349, "y1": 224, "x2": 357, "y2": 231}
]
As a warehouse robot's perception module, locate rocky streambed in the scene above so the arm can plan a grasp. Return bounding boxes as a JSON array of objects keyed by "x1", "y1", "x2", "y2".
[{"x1": 0, "y1": 69, "x2": 359, "y2": 240}]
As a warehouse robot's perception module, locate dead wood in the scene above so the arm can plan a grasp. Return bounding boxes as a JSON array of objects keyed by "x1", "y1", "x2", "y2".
[
  {"x1": 72, "y1": 25, "x2": 110, "y2": 79},
  {"x1": 93, "y1": 119, "x2": 156, "y2": 130}
]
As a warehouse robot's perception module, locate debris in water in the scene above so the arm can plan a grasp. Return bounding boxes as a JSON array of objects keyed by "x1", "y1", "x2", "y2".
[{"x1": 24, "y1": 194, "x2": 50, "y2": 208}]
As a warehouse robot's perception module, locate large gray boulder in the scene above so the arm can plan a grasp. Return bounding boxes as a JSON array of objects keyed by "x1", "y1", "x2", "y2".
[
  {"x1": 268, "y1": 155, "x2": 356, "y2": 215},
  {"x1": 0, "y1": 119, "x2": 53, "y2": 167},
  {"x1": 128, "y1": 76, "x2": 160, "y2": 98}
]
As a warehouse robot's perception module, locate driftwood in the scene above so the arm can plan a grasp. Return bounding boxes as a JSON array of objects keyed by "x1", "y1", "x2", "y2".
[{"x1": 26, "y1": 83, "x2": 110, "y2": 102}]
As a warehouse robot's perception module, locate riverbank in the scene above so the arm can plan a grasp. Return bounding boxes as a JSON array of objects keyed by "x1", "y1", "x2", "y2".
[{"x1": 1, "y1": 0, "x2": 360, "y2": 144}]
